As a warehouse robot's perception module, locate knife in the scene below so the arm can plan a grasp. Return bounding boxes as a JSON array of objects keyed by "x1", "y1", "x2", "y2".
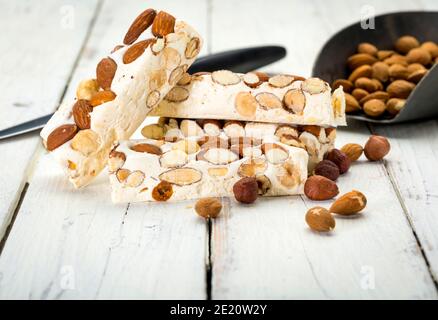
[{"x1": 0, "y1": 46, "x2": 286, "y2": 140}]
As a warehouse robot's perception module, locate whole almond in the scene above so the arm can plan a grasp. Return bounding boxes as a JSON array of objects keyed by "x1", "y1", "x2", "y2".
[
  {"x1": 421, "y1": 41, "x2": 438, "y2": 58},
  {"x1": 363, "y1": 99, "x2": 386, "y2": 117},
  {"x1": 124, "y1": 8, "x2": 157, "y2": 45},
  {"x1": 72, "y1": 99, "x2": 93, "y2": 130},
  {"x1": 304, "y1": 175, "x2": 339, "y2": 201},
  {"x1": 123, "y1": 38, "x2": 155, "y2": 64},
  {"x1": 345, "y1": 93, "x2": 361, "y2": 113},
  {"x1": 358, "y1": 43, "x2": 378, "y2": 56},
  {"x1": 332, "y1": 79, "x2": 353, "y2": 93},
  {"x1": 384, "y1": 54, "x2": 408, "y2": 66},
  {"x1": 364, "y1": 135, "x2": 390, "y2": 161},
  {"x1": 340, "y1": 143, "x2": 363, "y2": 162},
  {"x1": 359, "y1": 91, "x2": 390, "y2": 105},
  {"x1": 352, "y1": 88, "x2": 369, "y2": 101},
  {"x1": 372, "y1": 62, "x2": 389, "y2": 82},
  {"x1": 355, "y1": 77, "x2": 378, "y2": 92},
  {"x1": 348, "y1": 65, "x2": 372, "y2": 83},
  {"x1": 395, "y1": 35, "x2": 420, "y2": 54},
  {"x1": 407, "y1": 69, "x2": 427, "y2": 83},
  {"x1": 377, "y1": 50, "x2": 394, "y2": 60},
  {"x1": 406, "y1": 48, "x2": 432, "y2": 65},
  {"x1": 407, "y1": 63, "x2": 426, "y2": 73},
  {"x1": 388, "y1": 63, "x2": 410, "y2": 80},
  {"x1": 387, "y1": 80, "x2": 415, "y2": 99},
  {"x1": 305, "y1": 207, "x2": 335, "y2": 232},
  {"x1": 46, "y1": 124, "x2": 78, "y2": 151},
  {"x1": 90, "y1": 90, "x2": 117, "y2": 107},
  {"x1": 386, "y1": 98, "x2": 406, "y2": 115},
  {"x1": 96, "y1": 57, "x2": 117, "y2": 90},
  {"x1": 330, "y1": 190, "x2": 367, "y2": 215},
  {"x1": 347, "y1": 53, "x2": 377, "y2": 70},
  {"x1": 152, "y1": 11, "x2": 176, "y2": 37}
]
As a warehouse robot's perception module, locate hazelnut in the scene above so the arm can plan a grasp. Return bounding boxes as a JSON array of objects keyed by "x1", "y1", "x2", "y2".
[
  {"x1": 364, "y1": 135, "x2": 391, "y2": 161},
  {"x1": 306, "y1": 207, "x2": 335, "y2": 232},
  {"x1": 195, "y1": 197, "x2": 222, "y2": 219},
  {"x1": 314, "y1": 160, "x2": 340, "y2": 181},
  {"x1": 324, "y1": 149, "x2": 351, "y2": 174},
  {"x1": 304, "y1": 175, "x2": 339, "y2": 201},
  {"x1": 233, "y1": 177, "x2": 258, "y2": 204},
  {"x1": 340, "y1": 143, "x2": 363, "y2": 162}
]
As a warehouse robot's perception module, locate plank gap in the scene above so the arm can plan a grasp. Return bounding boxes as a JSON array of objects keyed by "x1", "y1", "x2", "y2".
[
  {"x1": 206, "y1": 217, "x2": 213, "y2": 300},
  {"x1": 367, "y1": 122, "x2": 438, "y2": 291},
  {"x1": 0, "y1": 183, "x2": 29, "y2": 256}
]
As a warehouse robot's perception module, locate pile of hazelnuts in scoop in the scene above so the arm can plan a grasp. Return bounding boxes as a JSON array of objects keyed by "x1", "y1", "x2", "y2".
[{"x1": 194, "y1": 135, "x2": 391, "y2": 229}]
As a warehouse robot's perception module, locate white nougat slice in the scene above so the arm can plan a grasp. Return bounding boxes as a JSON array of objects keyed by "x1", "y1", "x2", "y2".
[
  {"x1": 40, "y1": 9, "x2": 203, "y2": 188},
  {"x1": 109, "y1": 138, "x2": 308, "y2": 203},
  {"x1": 150, "y1": 71, "x2": 346, "y2": 127}
]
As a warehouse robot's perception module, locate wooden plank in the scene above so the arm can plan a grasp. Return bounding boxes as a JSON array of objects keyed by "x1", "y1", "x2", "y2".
[
  {"x1": 210, "y1": 0, "x2": 438, "y2": 299},
  {"x1": 0, "y1": 0, "x2": 209, "y2": 299},
  {"x1": 0, "y1": 0, "x2": 100, "y2": 240}
]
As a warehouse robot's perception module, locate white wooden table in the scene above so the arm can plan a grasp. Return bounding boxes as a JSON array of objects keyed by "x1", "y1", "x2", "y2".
[{"x1": 1, "y1": 0, "x2": 438, "y2": 300}]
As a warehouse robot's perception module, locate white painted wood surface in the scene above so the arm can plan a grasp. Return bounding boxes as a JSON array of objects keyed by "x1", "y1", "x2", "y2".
[{"x1": 1, "y1": 0, "x2": 438, "y2": 299}]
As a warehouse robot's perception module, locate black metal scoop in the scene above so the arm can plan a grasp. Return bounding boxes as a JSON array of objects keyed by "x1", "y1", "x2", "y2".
[{"x1": 312, "y1": 11, "x2": 438, "y2": 124}]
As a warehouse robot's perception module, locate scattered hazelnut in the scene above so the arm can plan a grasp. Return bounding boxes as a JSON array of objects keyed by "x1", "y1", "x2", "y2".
[
  {"x1": 305, "y1": 207, "x2": 335, "y2": 232},
  {"x1": 364, "y1": 135, "x2": 390, "y2": 161},
  {"x1": 195, "y1": 197, "x2": 222, "y2": 219},
  {"x1": 330, "y1": 190, "x2": 367, "y2": 216},
  {"x1": 314, "y1": 160, "x2": 340, "y2": 181},
  {"x1": 340, "y1": 143, "x2": 363, "y2": 162},
  {"x1": 324, "y1": 149, "x2": 351, "y2": 174},
  {"x1": 304, "y1": 175, "x2": 339, "y2": 201},
  {"x1": 233, "y1": 177, "x2": 258, "y2": 204}
]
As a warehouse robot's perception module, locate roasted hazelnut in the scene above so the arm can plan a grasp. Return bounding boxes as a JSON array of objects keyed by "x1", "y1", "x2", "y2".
[
  {"x1": 324, "y1": 149, "x2": 351, "y2": 174},
  {"x1": 195, "y1": 197, "x2": 222, "y2": 219},
  {"x1": 364, "y1": 135, "x2": 391, "y2": 161},
  {"x1": 314, "y1": 160, "x2": 340, "y2": 181},
  {"x1": 233, "y1": 177, "x2": 258, "y2": 204}
]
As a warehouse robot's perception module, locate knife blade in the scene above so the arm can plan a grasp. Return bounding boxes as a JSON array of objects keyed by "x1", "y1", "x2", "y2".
[{"x1": 0, "y1": 45, "x2": 286, "y2": 141}]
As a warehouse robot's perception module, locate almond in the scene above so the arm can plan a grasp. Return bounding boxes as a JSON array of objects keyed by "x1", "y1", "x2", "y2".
[
  {"x1": 116, "y1": 169, "x2": 131, "y2": 183},
  {"x1": 90, "y1": 90, "x2": 116, "y2": 107},
  {"x1": 253, "y1": 71, "x2": 270, "y2": 82},
  {"x1": 160, "y1": 47, "x2": 182, "y2": 70},
  {"x1": 151, "y1": 38, "x2": 165, "y2": 55},
  {"x1": 304, "y1": 175, "x2": 339, "y2": 201},
  {"x1": 384, "y1": 54, "x2": 408, "y2": 66},
  {"x1": 395, "y1": 35, "x2": 420, "y2": 54},
  {"x1": 359, "y1": 91, "x2": 389, "y2": 104},
  {"x1": 421, "y1": 41, "x2": 438, "y2": 58},
  {"x1": 168, "y1": 65, "x2": 187, "y2": 86},
  {"x1": 255, "y1": 92, "x2": 282, "y2": 109},
  {"x1": 347, "y1": 53, "x2": 377, "y2": 70},
  {"x1": 355, "y1": 77, "x2": 378, "y2": 92},
  {"x1": 46, "y1": 124, "x2": 78, "y2": 151},
  {"x1": 348, "y1": 65, "x2": 372, "y2": 82},
  {"x1": 223, "y1": 120, "x2": 245, "y2": 137},
  {"x1": 96, "y1": 57, "x2": 117, "y2": 90},
  {"x1": 340, "y1": 143, "x2": 363, "y2": 162},
  {"x1": 235, "y1": 92, "x2": 257, "y2": 118},
  {"x1": 152, "y1": 11, "x2": 175, "y2": 37},
  {"x1": 123, "y1": 38, "x2": 155, "y2": 64},
  {"x1": 185, "y1": 37, "x2": 201, "y2": 59},
  {"x1": 388, "y1": 63, "x2": 410, "y2": 80},
  {"x1": 332, "y1": 79, "x2": 353, "y2": 93},
  {"x1": 130, "y1": 143, "x2": 162, "y2": 155},
  {"x1": 125, "y1": 170, "x2": 145, "y2": 188},
  {"x1": 407, "y1": 69, "x2": 427, "y2": 83},
  {"x1": 180, "y1": 119, "x2": 204, "y2": 137},
  {"x1": 283, "y1": 89, "x2": 306, "y2": 114},
  {"x1": 407, "y1": 48, "x2": 432, "y2": 65},
  {"x1": 212, "y1": 70, "x2": 241, "y2": 86},
  {"x1": 146, "y1": 90, "x2": 161, "y2": 108},
  {"x1": 165, "y1": 86, "x2": 189, "y2": 102},
  {"x1": 160, "y1": 150, "x2": 188, "y2": 168},
  {"x1": 141, "y1": 124, "x2": 165, "y2": 140},
  {"x1": 123, "y1": 8, "x2": 157, "y2": 45},
  {"x1": 351, "y1": 88, "x2": 369, "y2": 101},
  {"x1": 108, "y1": 150, "x2": 126, "y2": 173},
  {"x1": 407, "y1": 63, "x2": 426, "y2": 73},
  {"x1": 357, "y1": 43, "x2": 378, "y2": 56},
  {"x1": 301, "y1": 78, "x2": 327, "y2": 95},
  {"x1": 330, "y1": 190, "x2": 367, "y2": 215},
  {"x1": 200, "y1": 148, "x2": 239, "y2": 165},
  {"x1": 386, "y1": 98, "x2": 406, "y2": 115},
  {"x1": 177, "y1": 72, "x2": 192, "y2": 86},
  {"x1": 268, "y1": 74, "x2": 294, "y2": 88},
  {"x1": 363, "y1": 99, "x2": 386, "y2": 117},
  {"x1": 371, "y1": 62, "x2": 389, "y2": 82},
  {"x1": 305, "y1": 207, "x2": 335, "y2": 232},
  {"x1": 261, "y1": 143, "x2": 289, "y2": 164},
  {"x1": 172, "y1": 139, "x2": 200, "y2": 154},
  {"x1": 159, "y1": 167, "x2": 202, "y2": 186},
  {"x1": 377, "y1": 50, "x2": 394, "y2": 60},
  {"x1": 243, "y1": 72, "x2": 262, "y2": 88},
  {"x1": 72, "y1": 99, "x2": 93, "y2": 130},
  {"x1": 345, "y1": 93, "x2": 360, "y2": 113},
  {"x1": 386, "y1": 80, "x2": 415, "y2": 99}
]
